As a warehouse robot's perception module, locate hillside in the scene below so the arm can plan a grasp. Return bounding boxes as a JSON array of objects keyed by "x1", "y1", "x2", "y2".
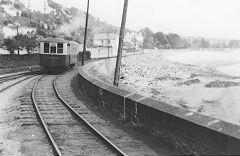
[
  {"x1": 0, "y1": 0, "x2": 192, "y2": 49},
  {"x1": 0, "y1": 0, "x2": 119, "y2": 43}
]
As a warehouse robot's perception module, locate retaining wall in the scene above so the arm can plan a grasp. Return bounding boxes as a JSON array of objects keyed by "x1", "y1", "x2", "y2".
[{"x1": 78, "y1": 59, "x2": 240, "y2": 155}]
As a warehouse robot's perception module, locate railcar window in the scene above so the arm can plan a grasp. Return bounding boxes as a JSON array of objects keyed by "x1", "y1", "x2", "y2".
[
  {"x1": 50, "y1": 43, "x2": 56, "y2": 53},
  {"x1": 44, "y1": 43, "x2": 49, "y2": 53},
  {"x1": 57, "y1": 43, "x2": 63, "y2": 53}
]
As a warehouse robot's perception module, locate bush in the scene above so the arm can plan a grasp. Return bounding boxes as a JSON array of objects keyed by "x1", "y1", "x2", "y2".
[
  {"x1": 0, "y1": 0, "x2": 12, "y2": 5},
  {"x1": 3, "y1": 38, "x2": 18, "y2": 54},
  {"x1": 0, "y1": 31, "x2": 4, "y2": 47},
  {"x1": 3, "y1": 19, "x2": 13, "y2": 25},
  {"x1": 13, "y1": 0, "x2": 25, "y2": 10},
  {"x1": 14, "y1": 34, "x2": 38, "y2": 54},
  {"x1": 21, "y1": 11, "x2": 29, "y2": 18}
]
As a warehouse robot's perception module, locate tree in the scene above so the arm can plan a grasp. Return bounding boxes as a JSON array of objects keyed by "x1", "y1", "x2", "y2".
[
  {"x1": 0, "y1": 0, "x2": 13, "y2": 5},
  {"x1": 24, "y1": 35, "x2": 38, "y2": 54},
  {"x1": 190, "y1": 39, "x2": 201, "y2": 48},
  {"x1": 200, "y1": 38, "x2": 210, "y2": 49},
  {"x1": 228, "y1": 40, "x2": 240, "y2": 49},
  {"x1": 3, "y1": 38, "x2": 18, "y2": 54},
  {"x1": 13, "y1": 0, "x2": 25, "y2": 10},
  {"x1": 21, "y1": 10, "x2": 30, "y2": 18},
  {"x1": 0, "y1": 29, "x2": 4, "y2": 47},
  {"x1": 153, "y1": 32, "x2": 168, "y2": 49},
  {"x1": 167, "y1": 33, "x2": 188, "y2": 49},
  {"x1": 48, "y1": 0, "x2": 63, "y2": 10},
  {"x1": 141, "y1": 27, "x2": 154, "y2": 49},
  {"x1": 13, "y1": 34, "x2": 38, "y2": 54}
]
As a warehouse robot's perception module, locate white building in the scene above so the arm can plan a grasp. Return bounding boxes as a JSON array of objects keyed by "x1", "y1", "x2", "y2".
[
  {"x1": 93, "y1": 33, "x2": 119, "y2": 48},
  {"x1": 2, "y1": 26, "x2": 36, "y2": 38},
  {"x1": 93, "y1": 33, "x2": 119, "y2": 57},
  {"x1": 124, "y1": 31, "x2": 143, "y2": 49}
]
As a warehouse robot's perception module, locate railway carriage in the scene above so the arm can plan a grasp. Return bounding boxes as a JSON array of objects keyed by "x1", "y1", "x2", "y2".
[{"x1": 39, "y1": 37, "x2": 80, "y2": 68}]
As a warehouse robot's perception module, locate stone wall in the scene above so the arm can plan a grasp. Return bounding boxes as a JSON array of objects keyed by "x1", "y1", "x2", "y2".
[{"x1": 78, "y1": 59, "x2": 240, "y2": 155}]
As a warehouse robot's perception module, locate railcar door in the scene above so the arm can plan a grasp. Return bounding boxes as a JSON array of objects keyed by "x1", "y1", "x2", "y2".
[
  {"x1": 50, "y1": 43, "x2": 57, "y2": 54},
  {"x1": 49, "y1": 43, "x2": 57, "y2": 67}
]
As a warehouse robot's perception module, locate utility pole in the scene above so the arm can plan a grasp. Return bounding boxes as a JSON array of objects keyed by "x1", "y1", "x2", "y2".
[
  {"x1": 107, "y1": 33, "x2": 110, "y2": 58},
  {"x1": 142, "y1": 34, "x2": 144, "y2": 53},
  {"x1": 16, "y1": 25, "x2": 20, "y2": 55},
  {"x1": 27, "y1": 0, "x2": 31, "y2": 22},
  {"x1": 30, "y1": 12, "x2": 31, "y2": 22},
  {"x1": 134, "y1": 32, "x2": 136, "y2": 54},
  {"x1": 142, "y1": 31, "x2": 145, "y2": 53},
  {"x1": 82, "y1": 0, "x2": 90, "y2": 66},
  {"x1": 113, "y1": 0, "x2": 128, "y2": 86},
  {"x1": 43, "y1": 0, "x2": 46, "y2": 14}
]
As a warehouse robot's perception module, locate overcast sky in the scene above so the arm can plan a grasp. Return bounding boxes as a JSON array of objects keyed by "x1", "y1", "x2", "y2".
[{"x1": 29, "y1": 0, "x2": 240, "y2": 39}]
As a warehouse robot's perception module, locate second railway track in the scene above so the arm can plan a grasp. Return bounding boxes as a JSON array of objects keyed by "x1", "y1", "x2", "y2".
[
  {"x1": 0, "y1": 71, "x2": 40, "y2": 83},
  {"x1": 0, "y1": 72, "x2": 41, "y2": 93},
  {"x1": 32, "y1": 74, "x2": 127, "y2": 156}
]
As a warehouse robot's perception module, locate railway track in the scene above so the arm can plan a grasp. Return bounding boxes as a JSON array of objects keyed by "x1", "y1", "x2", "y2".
[
  {"x1": 0, "y1": 72, "x2": 40, "y2": 93},
  {"x1": 0, "y1": 71, "x2": 39, "y2": 83},
  {"x1": 32, "y1": 74, "x2": 127, "y2": 156}
]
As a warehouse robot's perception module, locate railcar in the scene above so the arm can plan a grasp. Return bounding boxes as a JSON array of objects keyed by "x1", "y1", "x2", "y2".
[{"x1": 39, "y1": 37, "x2": 80, "y2": 69}]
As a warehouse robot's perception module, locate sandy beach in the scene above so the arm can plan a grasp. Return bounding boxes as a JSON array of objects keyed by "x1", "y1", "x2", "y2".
[
  {"x1": 87, "y1": 49, "x2": 240, "y2": 126},
  {"x1": 120, "y1": 50, "x2": 240, "y2": 125}
]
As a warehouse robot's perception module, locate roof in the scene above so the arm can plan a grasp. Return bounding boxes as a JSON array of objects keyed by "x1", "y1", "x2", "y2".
[
  {"x1": 39, "y1": 38, "x2": 79, "y2": 45},
  {"x1": 40, "y1": 37, "x2": 67, "y2": 43},
  {"x1": 94, "y1": 33, "x2": 118, "y2": 40}
]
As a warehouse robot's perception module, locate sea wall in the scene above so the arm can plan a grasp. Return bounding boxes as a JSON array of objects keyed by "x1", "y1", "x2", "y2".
[{"x1": 78, "y1": 58, "x2": 240, "y2": 155}]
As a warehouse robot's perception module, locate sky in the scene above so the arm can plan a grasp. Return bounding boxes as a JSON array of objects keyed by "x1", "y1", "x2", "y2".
[{"x1": 27, "y1": 0, "x2": 240, "y2": 39}]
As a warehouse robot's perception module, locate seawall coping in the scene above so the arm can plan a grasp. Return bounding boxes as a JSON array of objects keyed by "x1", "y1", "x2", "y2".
[{"x1": 78, "y1": 59, "x2": 240, "y2": 154}]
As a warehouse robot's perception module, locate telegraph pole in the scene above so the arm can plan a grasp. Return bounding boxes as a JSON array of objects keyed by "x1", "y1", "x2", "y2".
[
  {"x1": 134, "y1": 32, "x2": 136, "y2": 54},
  {"x1": 17, "y1": 25, "x2": 20, "y2": 55},
  {"x1": 113, "y1": 0, "x2": 128, "y2": 86},
  {"x1": 82, "y1": 0, "x2": 90, "y2": 66},
  {"x1": 27, "y1": 0, "x2": 31, "y2": 22},
  {"x1": 107, "y1": 33, "x2": 110, "y2": 58}
]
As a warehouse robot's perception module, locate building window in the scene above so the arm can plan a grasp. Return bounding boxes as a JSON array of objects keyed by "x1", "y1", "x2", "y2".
[
  {"x1": 50, "y1": 43, "x2": 56, "y2": 53},
  {"x1": 44, "y1": 43, "x2": 49, "y2": 53},
  {"x1": 57, "y1": 43, "x2": 63, "y2": 53}
]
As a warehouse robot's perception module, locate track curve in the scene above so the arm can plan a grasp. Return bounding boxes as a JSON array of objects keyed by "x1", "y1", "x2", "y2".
[{"x1": 32, "y1": 74, "x2": 127, "y2": 156}]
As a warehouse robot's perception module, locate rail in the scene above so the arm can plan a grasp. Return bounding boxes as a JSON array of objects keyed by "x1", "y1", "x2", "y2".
[
  {"x1": 53, "y1": 75, "x2": 128, "y2": 156},
  {"x1": 31, "y1": 75, "x2": 63, "y2": 156},
  {"x1": 31, "y1": 73, "x2": 128, "y2": 156},
  {"x1": 0, "y1": 74, "x2": 37, "y2": 93}
]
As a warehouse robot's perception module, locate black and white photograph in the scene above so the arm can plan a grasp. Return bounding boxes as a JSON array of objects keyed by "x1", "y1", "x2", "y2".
[{"x1": 0, "y1": 0, "x2": 240, "y2": 155}]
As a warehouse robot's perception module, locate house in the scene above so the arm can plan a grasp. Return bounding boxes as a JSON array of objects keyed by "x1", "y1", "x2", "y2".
[
  {"x1": 93, "y1": 33, "x2": 119, "y2": 48},
  {"x1": 123, "y1": 32, "x2": 143, "y2": 50},
  {"x1": 92, "y1": 33, "x2": 119, "y2": 57}
]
